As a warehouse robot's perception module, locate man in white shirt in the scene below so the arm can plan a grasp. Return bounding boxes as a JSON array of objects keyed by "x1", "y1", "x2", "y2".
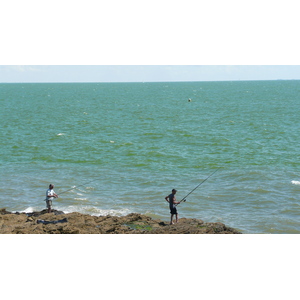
[{"x1": 46, "y1": 184, "x2": 58, "y2": 213}]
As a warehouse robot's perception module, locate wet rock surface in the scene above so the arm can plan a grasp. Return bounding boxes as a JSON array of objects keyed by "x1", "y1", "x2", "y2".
[{"x1": 0, "y1": 208, "x2": 241, "y2": 234}]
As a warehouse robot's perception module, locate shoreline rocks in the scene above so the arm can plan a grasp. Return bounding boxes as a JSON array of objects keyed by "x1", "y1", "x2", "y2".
[{"x1": 0, "y1": 208, "x2": 241, "y2": 234}]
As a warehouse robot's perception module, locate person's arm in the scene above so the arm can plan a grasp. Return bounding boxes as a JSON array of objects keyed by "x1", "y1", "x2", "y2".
[
  {"x1": 47, "y1": 191, "x2": 58, "y2": 198},
  {"x1": 173, "y1": 196, "x2": 180, "y2": 204},
  {"x1": 165, "y1": 196, "x2": 169, "y2": 203}
]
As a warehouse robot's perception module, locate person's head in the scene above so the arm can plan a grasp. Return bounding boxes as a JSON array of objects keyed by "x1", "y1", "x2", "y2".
[
  {"x1": 172, "y1": 189, "x2": 177, "y2": 194},
  {"x1": 49, "y1": 184, "x2": 54, "y2": 189}
]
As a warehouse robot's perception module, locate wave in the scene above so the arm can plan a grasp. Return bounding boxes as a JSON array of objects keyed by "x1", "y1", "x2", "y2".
[
  {"x1": 291, "y1": 180, "x2": 300, "y2": 185},
  {"x1": 61, "y1": 205, "x2": 132, "y2": 217},
  {"x1": 19, "y1": 207, "x2": 35, "y2": 213},
  {"x1": 16, "y1": 205, "x2": 132, "y2": 217}
]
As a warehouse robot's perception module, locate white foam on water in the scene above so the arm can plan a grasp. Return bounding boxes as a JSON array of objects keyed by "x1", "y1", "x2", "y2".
[
  {"x1": 21, "y1": 207, "x2": 35, "y2": 213},
  {"x1": 291, "y1": 180, "x2": 300, "y2": 185},
  {"x1": 85, "y1": 186, "x2": 95, "y2": 190},
  {"x1": 61, "y1": 205, "x2": 131, "y2": 217},
  {"x1": 74, "y1": 198, "x2": 88, "y2": 201},
  {"x1": 13, "y1": 206, "x2": 43, "y2": 214}
]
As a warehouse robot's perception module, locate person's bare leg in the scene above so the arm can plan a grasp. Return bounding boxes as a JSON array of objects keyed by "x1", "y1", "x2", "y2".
[{"x1": 170, "y1": 214, "x2": 174, "y2": 225}]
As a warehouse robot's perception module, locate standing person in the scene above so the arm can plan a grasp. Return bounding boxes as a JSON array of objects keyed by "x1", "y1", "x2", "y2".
[
  {"x1": 165, "y1": 189, "x2": 180, "y2": 224},
  {"x1": 46, "y1": 184, "x2": 58, "y2": 213}
]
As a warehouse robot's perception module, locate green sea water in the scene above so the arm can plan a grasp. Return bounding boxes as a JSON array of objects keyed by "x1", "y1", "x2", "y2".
[{"x1": 1, "y1": 81, "x2": 300, "y2": 233}]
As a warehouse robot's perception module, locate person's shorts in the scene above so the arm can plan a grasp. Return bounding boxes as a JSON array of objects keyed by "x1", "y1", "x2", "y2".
[
  {"x1": 170, "y1": 207, "x2": 177, "y2": 215},
  {"x1": 46, "y1": 200, "x2": 52, "y2": 209}
]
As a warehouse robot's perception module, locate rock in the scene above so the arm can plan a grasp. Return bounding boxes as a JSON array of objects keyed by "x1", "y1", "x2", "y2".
[
  {"x1": 37, "y1": 218, "x2": 68, "y2": 225},
  {"x1": 0, "y1": 209, "x2": 241, "y2": 234},
  {"x1": 26, "y1": 209, "x2": 65, "y2": 217},
  {"x1": 0, "y1": 208, "x2": 11, "y2": 215}
]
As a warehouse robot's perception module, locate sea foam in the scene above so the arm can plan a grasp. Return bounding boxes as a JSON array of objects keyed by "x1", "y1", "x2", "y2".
[
  {"x1": 61, "y1": 205, "x2": 131, "y2": 217},
  {"x1": 291, "y1": 180, "x2": 300, "y2": 185}
]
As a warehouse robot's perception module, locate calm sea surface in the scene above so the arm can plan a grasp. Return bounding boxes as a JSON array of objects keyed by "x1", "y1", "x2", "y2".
[{"x1": 1, "y1": 81, "x2": 300, "y2": 233}]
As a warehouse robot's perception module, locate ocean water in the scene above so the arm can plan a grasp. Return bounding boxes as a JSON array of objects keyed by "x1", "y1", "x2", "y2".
[{"x1": 1, "y1": 81, "x2": 300, "y2": 233}]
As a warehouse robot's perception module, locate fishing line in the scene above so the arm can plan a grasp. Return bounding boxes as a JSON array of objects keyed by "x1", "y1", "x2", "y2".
[
  {"x1": 176, "y1": 167, "x2": 221, "y2": 206},
  {"x1": 56, "y1": 178, "x2": 100, "y2": 196},
  {"x1": 43, "y1": 178, "x2": 100, "y2": 200}
]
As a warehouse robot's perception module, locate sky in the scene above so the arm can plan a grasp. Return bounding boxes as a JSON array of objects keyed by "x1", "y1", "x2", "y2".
[
  {"x1": 1, "y1": 65, "x2": 300, "y2": 82},
  {"x1": 1, "y1": 1, "x2": 300, "y2": 83}
]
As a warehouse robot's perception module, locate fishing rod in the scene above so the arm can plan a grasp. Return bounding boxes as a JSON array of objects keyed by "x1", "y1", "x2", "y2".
[
  {"x1": 56, "y1": 178, "x2": 100, "y2": 196},
  {"x1": 44, "y1": 178, "x2": 100, "y2": 200},
  {"x1": 176, "y1": 168, "x2": 221, "y2": 206}
]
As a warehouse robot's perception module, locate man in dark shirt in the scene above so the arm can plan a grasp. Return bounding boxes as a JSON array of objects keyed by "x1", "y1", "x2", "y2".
[{"x1": 165, "y1": 189, "x2": 180, "y2": 224}]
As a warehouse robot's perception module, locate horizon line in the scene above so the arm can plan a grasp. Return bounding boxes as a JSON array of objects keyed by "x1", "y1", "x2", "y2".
[{"x1": 1, "y1": 79, "x2": 299, "y2": 84}]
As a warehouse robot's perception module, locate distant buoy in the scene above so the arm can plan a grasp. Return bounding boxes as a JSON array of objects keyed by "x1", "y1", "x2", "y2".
[{"x1": 188, "y1": 98, "x2": 192, "y2": 102}]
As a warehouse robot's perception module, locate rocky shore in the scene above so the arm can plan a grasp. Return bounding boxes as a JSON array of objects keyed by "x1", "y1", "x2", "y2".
[{"x1": 0, "y1": 208, "x2": 241, "y2": 234}]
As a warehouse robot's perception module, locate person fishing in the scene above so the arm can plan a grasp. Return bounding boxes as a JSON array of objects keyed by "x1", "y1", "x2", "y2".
[
  {"x1": 165, "y1": 169, "x2": 221, "y2": 224},
  {"x1": 46, "y1": 184, "x2": 58, "y2": 213},
  {"x1": 165, "y1": 189, "x2": 180, "y2": 224}
]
